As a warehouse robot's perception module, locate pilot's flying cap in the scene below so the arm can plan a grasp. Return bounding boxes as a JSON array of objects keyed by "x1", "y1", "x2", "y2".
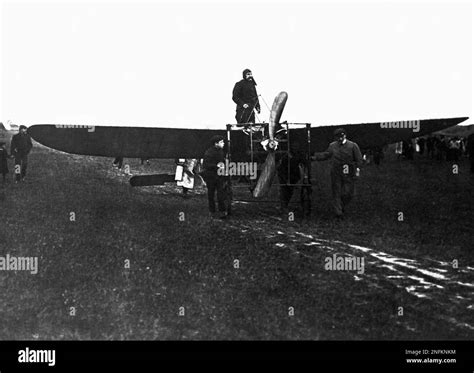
[
  {"x1": 333, "y1": 128, "x2": 345, "y2": 136},
  {"x1": 19, "y1": 125, "x2": 27, "y2": 130},
  {"x1": 242, "y1": 68, "x2": 257, "y2": 85}
]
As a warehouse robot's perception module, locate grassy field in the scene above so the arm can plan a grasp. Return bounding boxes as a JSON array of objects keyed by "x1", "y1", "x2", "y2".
[{"x1": 0, "y1": 141, "x2": 473, "y2": 340}]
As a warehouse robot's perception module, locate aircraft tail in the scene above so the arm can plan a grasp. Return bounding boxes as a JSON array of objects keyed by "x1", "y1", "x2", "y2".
[{"x1": 0, "y1": 122, "x2": 13, "y2": 143}]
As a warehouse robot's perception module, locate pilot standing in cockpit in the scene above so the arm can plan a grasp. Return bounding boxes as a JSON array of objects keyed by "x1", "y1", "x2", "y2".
[{"x1": 232, "y1": 69, "x2": 261, "y2": 124}]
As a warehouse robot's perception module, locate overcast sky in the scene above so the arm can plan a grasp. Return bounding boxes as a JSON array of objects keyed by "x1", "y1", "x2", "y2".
[{"x1": 1, "y1": 0, "x2": 472, "y2": 128}]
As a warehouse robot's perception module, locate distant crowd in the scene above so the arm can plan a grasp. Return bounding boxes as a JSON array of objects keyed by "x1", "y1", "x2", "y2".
[
  {"x1": 404, "y1": 135, "x2": 471, "y2": 162},
  {"x1": 363, "y1": 134, "x2": 474, "y2": 173}
]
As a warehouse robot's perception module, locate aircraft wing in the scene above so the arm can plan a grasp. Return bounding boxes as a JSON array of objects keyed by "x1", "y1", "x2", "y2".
[
  {"x1": 28, "y1": 126, "x2": 228, "y2": 159},
  {"x1": 29, "y1": 117, "x2": 468, "y2": 159},
  {"x1": 307, "y1": 117, "x2": 469, "y2": 151}
]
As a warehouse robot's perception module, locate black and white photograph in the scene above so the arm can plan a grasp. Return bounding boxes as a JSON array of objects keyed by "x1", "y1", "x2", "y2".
[{"x1": 0, "y1": 0, "x2": 473, "y2": 368}]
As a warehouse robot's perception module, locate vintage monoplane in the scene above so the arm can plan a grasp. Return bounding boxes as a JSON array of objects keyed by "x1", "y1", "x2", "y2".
[{"x1": 28, "y1": 92, "x2": 468, "y2": 214}]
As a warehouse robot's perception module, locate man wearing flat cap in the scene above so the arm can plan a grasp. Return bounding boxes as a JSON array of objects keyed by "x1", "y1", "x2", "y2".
[
  {"x1": 311, "y1": 128, "x2": 363, "y2": 218},
  {"x1": 201, "y1": 135, "x2": 229, "y2": 218},
  {"x1": 232, "y1": 69, "x2": 261, "y2": 124}
]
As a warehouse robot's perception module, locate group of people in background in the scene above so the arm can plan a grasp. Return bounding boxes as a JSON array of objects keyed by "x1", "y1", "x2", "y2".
[
  {"x1": 420, "y1": 135, "x2": 470, "y2": 162},
  {"x1": 393, "y1": 134, "x2": 474, "y2": 173}
]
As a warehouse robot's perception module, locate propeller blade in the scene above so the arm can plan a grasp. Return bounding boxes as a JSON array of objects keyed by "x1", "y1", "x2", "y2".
[
  {"x1": 269, "y1": 91, "x2": 288, "y2": 140},
  {"x1": 252, "y1": 92, "x2": 288, "y2": 198},
  {"x1": 252, "y1": 153, "x2": 276, "y2": 198}
]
